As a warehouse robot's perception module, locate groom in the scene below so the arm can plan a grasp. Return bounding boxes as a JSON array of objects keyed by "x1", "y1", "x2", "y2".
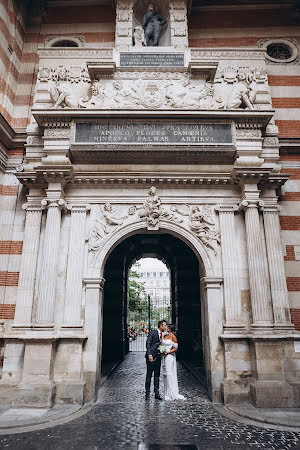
[{"x1": 145, "y1": 319, "x2": 167, "y2": 400}]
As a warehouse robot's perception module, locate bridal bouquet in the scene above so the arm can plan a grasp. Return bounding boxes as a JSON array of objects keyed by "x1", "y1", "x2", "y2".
[{"x1": 158, "y1": 345, "x2": 167, "y2": 355}]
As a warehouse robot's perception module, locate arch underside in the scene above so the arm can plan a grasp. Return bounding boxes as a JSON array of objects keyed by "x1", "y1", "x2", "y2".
[{"x1": 102, "y1": 231, "x2": 206, "y2": 386}]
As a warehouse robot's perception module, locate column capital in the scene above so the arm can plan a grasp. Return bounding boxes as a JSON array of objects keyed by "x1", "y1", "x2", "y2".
[
  {"x1": 215, "y1": 204, "x2": 239, "y2": 213},
  {"x1": 67, "y1": 204, "x2": 91, "y2": 213},
  {"x1": 239, "y1": 199, "x2": 264, "y2": 211},
  {"x1": 200, "y1": 277, "x2": 223, "y2": 290},
  {"x1": 22, "y1": 202, "x2": 45, "y2": 212},
  {"x1": 41, "y1": 198, "x2": 67, "y2": 210},
  {"x1": 261, "y1": 204, "x2": 282, "y2": 213},
  {"x1": 83, "y1": 277, "x2": 105, "y2": 290}
]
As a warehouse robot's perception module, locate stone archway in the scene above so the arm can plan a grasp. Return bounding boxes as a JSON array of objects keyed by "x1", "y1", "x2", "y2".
[{"x1": 83, "y1": 221, "x2": 224, "y2": 403}]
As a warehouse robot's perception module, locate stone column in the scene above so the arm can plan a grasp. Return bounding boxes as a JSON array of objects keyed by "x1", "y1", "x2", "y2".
[
  {"x1": 200, "y1": 277, "x2": 224, "y2": 403},
  {"x1": 82, "y1": 278, "x2": 105, "y2": 403},
  {"x1": 240, "y1": 200, "x2": 273, "y2": 329},
  {"x1": 262, "y1": 204, "x2": 294, "y2": 330},
  {"x1": 35, "y1": 198, "x2": 66, "y2": 326},
  {"x1": 216, "y1": 205, "x2": 245, "y2": 331},
  {"x1": 13, "y1": 204, "x2": 44, "y2": 326},
  {"x1": 63, "y1": 205, "x2": 89, "y2": 327}
]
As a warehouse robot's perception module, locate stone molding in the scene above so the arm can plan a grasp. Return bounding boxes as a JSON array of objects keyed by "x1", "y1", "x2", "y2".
[
  {"x1": 200, "y1": 277, "x2": 223, "y2": 289},
  {"x1": 83, "y1": 278, "x2": 105, "y2": 290},
  {"x1": 215, "y1": 204, "x2": 239, "y2": 214},
  {"x1": 239, "y1": 199, "x2": 265, "y2": 211}
]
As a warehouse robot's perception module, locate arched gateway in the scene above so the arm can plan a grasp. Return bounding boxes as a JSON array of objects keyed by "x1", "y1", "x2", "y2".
[{"x1": 0, "y1": 0, "x2": 299, "y2": 411}]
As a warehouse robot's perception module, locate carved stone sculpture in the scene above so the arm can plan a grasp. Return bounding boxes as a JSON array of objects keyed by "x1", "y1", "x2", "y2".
[
  {"x1": 79, "y1": 81, "x2": 105, "y2": 109},
  {"x1": 227, "y1": 68, "x2": 256, "y2": 110},
  {"x1": 113, "y1": 81, "x2": 141, "y2": 107},
  {"x1": 142, "y1": 3, "x2": 167, "y2": 46},
  {"x1": 139, "y1": 187, "x2": 183, "y2": 229},
  {"x1": 188, "y1": 205, "x2": 220, "y2": 255},
  {"x1": 88, "y1": 203, "x2": 136, "y2": 265},
  {"x1": 50, "y1": 67, "x2": 77, "y2": 108},
  {"x1": 133, "y1": 26, "x2": 146, "y2": 46},
  {"x1": 174, "y1": 204, "x2": 220, "y2": 254},
  {"x1": 139, "y1": 186, "x2": 162, "y2": 228}
]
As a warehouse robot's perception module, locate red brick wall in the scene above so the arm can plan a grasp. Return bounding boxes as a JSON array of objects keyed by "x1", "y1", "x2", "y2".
[
  {"x1": 284, "y1": 246, "x2": 296, "y2": 261},
  {"x1": 0, "y1": 272, "x2": 19, "y2": 287},
  {"x1": 279, "y1": 217, "x2": 300, "y2": 230},
  {"x1": 291, "y1": 309, "x2": 300, "y2": 331},
  {"x1": 0, "y1": 304, "x2": 15, "y2": 319}
]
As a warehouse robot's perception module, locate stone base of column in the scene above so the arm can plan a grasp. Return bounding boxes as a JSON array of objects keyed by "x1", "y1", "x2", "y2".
[
  {"x1": 0, "y1": 383, "x2": 17, "y2": 403},
  {"x1": 273, "y1": 324, "x2": 295, "y2": 333},
  {"x1": 56, "y1": 380, "x2": 85, "y2": 405},
  {"x1": 12, "y1": 381, "x2": 56, "y2": 408},
  {"x1": 222, "y1": 379, "x2": 250, "y2": 404},
  {"x1": 250, "y1": 381, "x2": 296, "y2": 408},
  {"x1": 251, "y1": 323, "x2": 274, "y2": 333},
  {"x1": 223, "y1": 324, "x2": 247, "y2": 334}
]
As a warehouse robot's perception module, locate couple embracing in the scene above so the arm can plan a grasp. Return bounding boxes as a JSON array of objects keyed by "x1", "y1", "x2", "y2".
[{"x1": 145, "y1": 320, "x2": 185, "y2": 401}]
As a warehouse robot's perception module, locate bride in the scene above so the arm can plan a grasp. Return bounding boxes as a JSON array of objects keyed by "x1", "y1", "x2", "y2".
[{"x1": 162, "y1": 325, "x2": 186, "y2": 401}]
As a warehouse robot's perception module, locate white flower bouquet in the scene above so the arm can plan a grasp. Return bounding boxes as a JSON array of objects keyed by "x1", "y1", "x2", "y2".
[{"x1": 158, "y1": 344, "x2": 167, "y2": 355}]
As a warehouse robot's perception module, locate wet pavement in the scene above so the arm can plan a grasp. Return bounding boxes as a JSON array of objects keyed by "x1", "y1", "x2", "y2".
[{"x1": 0, "y1": 352, "x2": 300, "y2": 449}]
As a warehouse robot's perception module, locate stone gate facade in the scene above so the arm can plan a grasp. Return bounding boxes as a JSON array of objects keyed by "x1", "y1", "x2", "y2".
[{"x1": 0, "y1": 0, "x2": 300, "y2": 408}]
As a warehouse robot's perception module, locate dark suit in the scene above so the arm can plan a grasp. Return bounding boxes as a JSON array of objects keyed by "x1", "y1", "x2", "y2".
[{"x1": 145, "y1": 329, "x2": 161, "y2": 395}]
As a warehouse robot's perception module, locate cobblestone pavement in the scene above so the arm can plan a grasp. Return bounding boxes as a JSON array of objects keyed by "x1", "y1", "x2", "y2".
[{"x1": 0, "y1": 353, "x2": 300, "y2": 450}]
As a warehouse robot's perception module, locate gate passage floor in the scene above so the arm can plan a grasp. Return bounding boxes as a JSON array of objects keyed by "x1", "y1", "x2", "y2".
[{"x1": 0, "y1": 353, "x2": 300, "y2": 449}]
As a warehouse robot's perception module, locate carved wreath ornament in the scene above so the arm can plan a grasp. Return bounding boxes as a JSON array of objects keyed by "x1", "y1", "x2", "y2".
[{"x1": 87, "y1": 187, "x2": 220, "y2": 266}]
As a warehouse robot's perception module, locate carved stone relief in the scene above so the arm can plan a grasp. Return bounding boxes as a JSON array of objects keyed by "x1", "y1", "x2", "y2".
[
  {"x1": 214, "y1": 66, "x2": 270, "y2": 109},
  {"x1": 77, "y1": 78, "x2": 226, "y2": 110},
  {"x1": 41, "y1": 62, "x2": 270, "y2": 111},
  {"x1": 87, "y1": 187, "x2": 220, "y2": 267}
]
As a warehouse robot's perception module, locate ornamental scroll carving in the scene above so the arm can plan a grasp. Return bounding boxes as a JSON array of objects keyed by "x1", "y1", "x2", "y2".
[{"x1": 87, "y1": 187, "x2": 220, "y2": 266}]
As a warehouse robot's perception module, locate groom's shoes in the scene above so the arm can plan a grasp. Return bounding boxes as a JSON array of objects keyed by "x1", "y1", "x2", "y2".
[
  {"x1": 145, "y1": 393, "x2": 150, "y2": 400},
  {"x1": 154, "y1": 393, "x2": 163, "y2": 400}
]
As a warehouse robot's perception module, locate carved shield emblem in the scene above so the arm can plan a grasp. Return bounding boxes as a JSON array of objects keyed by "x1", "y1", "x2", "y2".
[{"x1": 141, "y1": 81, "x2": 165, "y2": 108}]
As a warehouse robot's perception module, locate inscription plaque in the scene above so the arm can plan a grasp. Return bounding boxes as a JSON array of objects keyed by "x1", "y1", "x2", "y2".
[
  {"x1": 120, "y1": 53, "x2": 184, "y2": 67},
  {"x1": 75, "y1": 122, "x2": 232, "y2": 145}
]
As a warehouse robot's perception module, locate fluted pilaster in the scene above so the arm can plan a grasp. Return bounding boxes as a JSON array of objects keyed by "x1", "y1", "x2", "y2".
[
  {"x1": 262, "y1": 205, "x2": 293, "y2": 329},
  {"x1": 35, "y1": 198, "x2": 66, "y2": 326},
  {"x1": 13, "y1": 204, "x2": 44, "y2": 326},
  {"x1": 216, "y1": 205, "x2": 244, "y2": 330},
  {"x1": 63, "y1": 205, "x2": 89, "y2": 327},
  {"x1": 240, "y1": 199, "x2": 273, "y2": 328}
]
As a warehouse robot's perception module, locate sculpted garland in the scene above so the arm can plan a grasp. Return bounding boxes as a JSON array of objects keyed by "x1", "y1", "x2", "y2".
[{"x1": 87, "y1": 187, "x2": 220, "y2": 266}]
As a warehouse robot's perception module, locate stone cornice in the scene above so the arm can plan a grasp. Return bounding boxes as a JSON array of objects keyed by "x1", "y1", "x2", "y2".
[
  {"x1": 0, "y1": 113, "x2": 26, "y2": 150},
  {"x1": 32, "y1": 109, "x2": 274, "y2": 128}
]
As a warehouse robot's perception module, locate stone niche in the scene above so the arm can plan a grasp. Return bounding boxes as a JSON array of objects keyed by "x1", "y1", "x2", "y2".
[{"x1": 116, "y1": 0, "x2": 189, "y2": 50}]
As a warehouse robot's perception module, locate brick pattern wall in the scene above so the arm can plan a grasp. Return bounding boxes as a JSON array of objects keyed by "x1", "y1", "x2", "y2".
[
  {"x1": 0, "y1": 184, "x2": 19, "y2": 195},
  {"x1": 279, "y1": 217, "x2": 300, "y2": 230},
  {"x1": 0, "y1": 2, "x2": 115, "y2": 131},
  {"x1": 285, "y1": 245, "x2": 295, "y2": 261},
  {"x1": 0, "y1": 304, "x2": 15, "y2": 319},
  {"x1": 0, "y1": 241, "x2": 22, "y2": 254},
  {"x1": 0, "y1": 271, "x2": 19, "y2": 286},
  {"x1": 291, "y1": 309, "x2": 300, "y2": 331}
]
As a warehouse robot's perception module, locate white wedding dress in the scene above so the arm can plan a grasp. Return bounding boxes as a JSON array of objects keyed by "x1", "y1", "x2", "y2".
[{"x1": 162, "y1": 338, "x2": 186, "y2": 401}]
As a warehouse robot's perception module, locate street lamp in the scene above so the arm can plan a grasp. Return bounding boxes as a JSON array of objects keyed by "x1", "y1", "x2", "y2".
[{"x1": 148, "y1": 294, "x2": 151, "y2": 332}]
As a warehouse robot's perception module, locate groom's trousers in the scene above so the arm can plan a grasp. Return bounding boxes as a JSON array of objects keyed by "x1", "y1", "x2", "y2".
[{"x1": 145, "y1": 357, "x2": 161, "y2": 394}]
